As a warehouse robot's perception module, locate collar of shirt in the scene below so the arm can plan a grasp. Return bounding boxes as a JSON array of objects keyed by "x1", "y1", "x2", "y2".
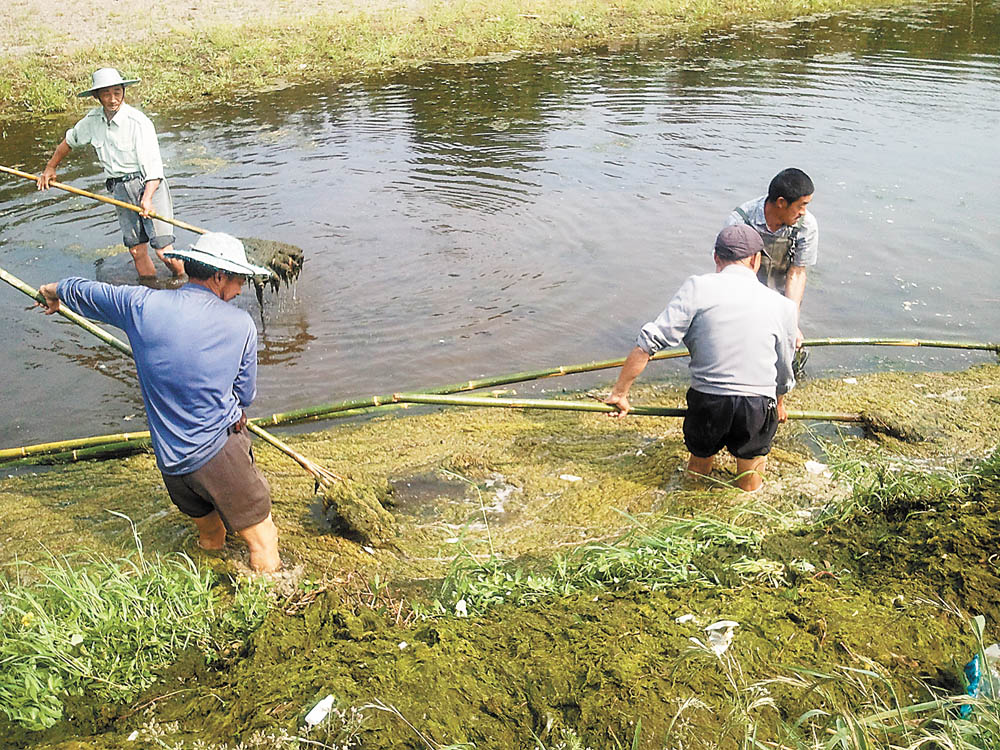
[
  {"x1": 720, "y1": 263, "x2": 758, "y2": 279},
  {"x1": 181, "y1": 281, "x2": 223, "y2": 300}
]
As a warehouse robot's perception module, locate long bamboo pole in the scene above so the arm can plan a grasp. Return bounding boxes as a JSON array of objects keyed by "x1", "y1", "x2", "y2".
[
  {"x1": 0, "y1": 264, "x2": 342, "y2": 483},
  {"x1": 1, "y1": 164, "x2": 207, "y2": 236},
  {"x1": 0, "y1": 165, "x2": 305, "y2": 284},
  {"x1": 4, "y1": 335, "x2": 997, "y2": 463},
  {"x1": 388, "y1": 392, "x2": 864, "y2": 423},
  {"x1": 1, "y1": 265, "x2": 134, "y2": 356},
  {"x1": 0, "y1": 439, "x2": 153, "y2": 468}
]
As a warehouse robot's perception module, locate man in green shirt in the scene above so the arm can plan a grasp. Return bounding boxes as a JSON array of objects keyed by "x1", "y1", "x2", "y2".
[{"x1": 38, "y1": 68, "x2": 184, "y2": 279}]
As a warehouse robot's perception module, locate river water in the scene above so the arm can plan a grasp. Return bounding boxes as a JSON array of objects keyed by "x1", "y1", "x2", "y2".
[{"x1": 1, "y1": 0, "x2": 998, "y2": 447}]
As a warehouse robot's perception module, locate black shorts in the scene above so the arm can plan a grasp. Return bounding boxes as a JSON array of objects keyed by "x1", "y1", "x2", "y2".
[{"x1": 682, "y1": 388, "x2": 778, "y2": 460}]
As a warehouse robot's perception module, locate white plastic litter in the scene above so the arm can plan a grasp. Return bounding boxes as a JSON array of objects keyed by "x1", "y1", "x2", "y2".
[
  {"x1": 675, "y1": 613, "x2": 696, "y2": 624},
  {"x1": 843, "y1": 377, "x2": 858, "y2": 385},
  {"x1": 804, "y1": 461, "x2": 832, "y2": 478},
  {"x1": 704, "y1": 620, "x2": 739, "y2": 656},
  {"x1": 304, "y1": 694, "x2": 335, "y2": 727},
  {"x1": 559, "y1": 474, "x2": 582, "y2": 482},
  {"x1": 455, "y1": 599, "x2": 469, "y2": 617}
]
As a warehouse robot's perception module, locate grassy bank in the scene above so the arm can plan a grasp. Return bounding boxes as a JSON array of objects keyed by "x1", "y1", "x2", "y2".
[
  {"x1": 2, "y1": 363, "x2": 1000, "y2": 747},
  {"x1": 1, "y1": 0, "x2": 914, "y2": 122}
]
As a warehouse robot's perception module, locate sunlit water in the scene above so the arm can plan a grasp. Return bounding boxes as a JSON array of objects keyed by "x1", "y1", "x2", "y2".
[{"x1": 1, "y1": 0, "x2": 998, "y2": 446}]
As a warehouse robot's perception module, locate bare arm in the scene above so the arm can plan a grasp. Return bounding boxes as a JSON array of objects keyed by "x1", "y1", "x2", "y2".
[
  {"x1": 38, "y1": 140, "x2": 71, "y2": 189},
  {"x1": 776, "y1": 394, "x2": 787, "y2": 423},
  {"x1": 604, "y1": 346, "x2": 651, "y2": 418}
]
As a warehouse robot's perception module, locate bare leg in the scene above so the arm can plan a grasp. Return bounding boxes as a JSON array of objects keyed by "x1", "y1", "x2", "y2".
[
  {"x1": 237, "y1": 513, "x2": 281, "y2": 573},
  {"x1": 192, "y1": 511, "x2": 227, "y2": 550},
  {"x1": 686, "y1": 454, "x2": 715, "y2": 479},
  {"x1": 128, "y1": 242, "x2": 157, "y2": 278},
  {"x1": 155, "y1": 243, "x2": 186, "y2": 277},
  {"x1": 735, "y1": 456, "x2": 767, "y2": 492}
]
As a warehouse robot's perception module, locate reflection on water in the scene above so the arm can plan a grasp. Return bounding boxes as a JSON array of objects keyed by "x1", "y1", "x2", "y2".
[{"x1": 2, "y1": 0, "x2": 999, "y2": 445}]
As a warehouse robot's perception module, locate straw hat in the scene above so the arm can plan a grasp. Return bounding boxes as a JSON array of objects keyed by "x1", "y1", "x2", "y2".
[
  {"x1": 78, "y1": 68, "x2": 141, "y2": 98},
  {"x1": 165, "y1": 233, "x2": 273, "y2": 277}
]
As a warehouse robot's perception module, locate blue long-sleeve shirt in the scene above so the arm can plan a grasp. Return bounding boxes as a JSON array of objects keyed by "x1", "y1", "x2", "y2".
[
  {"x1": 57, "y1": 278, "x2": 258, "y2": 475},
  {"x1": 636, "y1": 265, "x2": 797, "y2": 399}
]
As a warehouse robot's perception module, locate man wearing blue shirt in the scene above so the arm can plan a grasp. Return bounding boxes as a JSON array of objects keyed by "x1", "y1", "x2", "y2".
[
  {"x1": 37, "y1": 68, "x2": 185, "y2": 279},
  {"x1": 605, "y1": 225, "x2": 797, "y2": 492},
  {"x1": 37, "y1": 233, "x2": 281, "y2": 572}
]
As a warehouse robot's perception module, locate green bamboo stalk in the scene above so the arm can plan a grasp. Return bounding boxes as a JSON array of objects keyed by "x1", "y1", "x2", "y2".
[
  {"x1": 0, "y1": 430, "x2": 152, "y2": 461},
  {"x1": 256, "y1": 337, "x2": 997, "y2": 426},
  {"x1": 5, "y1": 334, "x2": 995, "y2": 462},
  {"x1": 0, "y1": 439, "x2": 152, "y2": 468},
  {"x1": 256, "y1": 349, "x2": 693, "y2": 425},
  {"x1": 0, "y1": 265, "x2": 133, "y2": 357},
  {"x1": 803, "y1": 337, "x2": 999, "y2": 352},
  {"x1": 389, "y1": 392, "x2": 864, "y2": 423}
]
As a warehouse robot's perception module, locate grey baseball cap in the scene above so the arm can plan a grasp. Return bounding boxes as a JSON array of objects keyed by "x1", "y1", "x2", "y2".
[{"x1": 714, "y1": 224, "x2": 764, "y2": 261}]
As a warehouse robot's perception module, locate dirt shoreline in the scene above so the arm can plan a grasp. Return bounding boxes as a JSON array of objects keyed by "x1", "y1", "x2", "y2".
[
  {"x1": 0, "y1": 0, "x2": 413, "y2": 56},
  {"x1": 0, "y1": 0, "x2": 915, "y2": 120}
]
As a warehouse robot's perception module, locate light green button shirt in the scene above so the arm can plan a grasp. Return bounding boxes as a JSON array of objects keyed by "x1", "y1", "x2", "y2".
[{"x1": 65, "y1": 102, "x2": 165, "y2": 180}]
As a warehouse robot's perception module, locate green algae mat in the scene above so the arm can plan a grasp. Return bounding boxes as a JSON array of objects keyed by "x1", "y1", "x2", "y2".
[{"x1": 2, "y1": 363, "x2": 1000, "y2": 748}]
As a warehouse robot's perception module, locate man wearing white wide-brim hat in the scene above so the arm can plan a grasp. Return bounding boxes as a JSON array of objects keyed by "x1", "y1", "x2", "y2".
[
  {"x1": 37, "y1": 68, "x2": 185, "y2": 279},
  {"x1": 37, "y1": 233, "x2": 281, "y2": 573}
]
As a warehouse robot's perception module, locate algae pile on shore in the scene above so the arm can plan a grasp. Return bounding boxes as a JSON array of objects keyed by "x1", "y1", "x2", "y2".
[{"x1": 2, "y1": 364, "x2": 999, "y2": 748}]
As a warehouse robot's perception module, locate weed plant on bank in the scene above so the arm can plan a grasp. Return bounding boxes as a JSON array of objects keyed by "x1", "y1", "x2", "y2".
[
  {"x1": 0, "y1": 519, "x2": 270, "y2": 732},
  {"x1": 0, "y1": 0, "x2": 918, "y2": 121}
]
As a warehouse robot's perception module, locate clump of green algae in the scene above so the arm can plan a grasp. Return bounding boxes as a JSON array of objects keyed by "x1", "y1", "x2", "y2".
[{"x1": 2, "y1": 363, "x2": 1000, "y2": 748}]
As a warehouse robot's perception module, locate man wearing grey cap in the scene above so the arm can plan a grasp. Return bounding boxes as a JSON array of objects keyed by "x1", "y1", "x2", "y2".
[
  {"x1": 37, "y1": 68, "x2": 185, "y2": 279},
  {"x1": 605, "y1": 225, "x2": 798, "y2": 491},
  {"x1": 36, "y1": 233, "x2": 280, "y2": 572}
]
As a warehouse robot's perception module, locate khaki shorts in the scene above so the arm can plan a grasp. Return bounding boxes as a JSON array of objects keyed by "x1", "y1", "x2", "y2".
[
  {"x1": 112, "y1": 176, "x2": 175, "y2": 250},
  {"x1": 161, "y1": 429, "x2": 271, "y2": 532}
]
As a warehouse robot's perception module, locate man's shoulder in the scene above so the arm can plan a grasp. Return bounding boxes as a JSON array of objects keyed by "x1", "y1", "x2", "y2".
[
  {"x1": 725, "y1": 196, "x2": 766, "y2": 226},
  {"x1": 117, "y1": 103, "x2": 154, "y2": 126},
  {"x1": 798, "y1": 208, "x2": 819, "y2": 232},
  {"x1": 758, "y1": 284, "x2": 798, "y2": 316},
  {"x1": 71, "y1": 107, "x2": 104, "y2": 130}
]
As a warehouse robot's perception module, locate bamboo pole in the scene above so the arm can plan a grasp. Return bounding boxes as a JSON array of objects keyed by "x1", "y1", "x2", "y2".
[
  {"x1": 244, "y1": 422, "x2": 342, "y2": 485},
  {"x1": 0, "y1": 439, "x2": 152, "y2": 468},
  {"x1": 5, "y1": 335, "x2": 996, "y2": 462},
  {"x1": 0, "y1": 430, "x2": 152, "y2": 460},
  {"x1": 802, "y1": 337, "x2": 999, "y2": 353},
  {"x1": 0, "y1": 164, "x2": 207, "y2": 235},
  {"x1": 0, "y1": 164, "x2": 304, "y2": 284},
  {"x1": 388, "y1": 392, "x2": 865, "y2": 423},
  {"x1": 0, "y1": 265, "x2": 133, "y2": 357}
]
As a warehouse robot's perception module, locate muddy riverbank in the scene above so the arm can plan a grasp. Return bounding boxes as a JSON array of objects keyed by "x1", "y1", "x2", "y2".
[{"x1": 3, "y1": 363, "x2": 999, "y2": 748}]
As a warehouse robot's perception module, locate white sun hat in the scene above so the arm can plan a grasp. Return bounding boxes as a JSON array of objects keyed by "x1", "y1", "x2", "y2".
[
  {"x1": 165, "y1": 232, "x2": 273, "y2": 277},
  {"x1": 78, "y1": 68, "x2": 141, "y2": 98}
]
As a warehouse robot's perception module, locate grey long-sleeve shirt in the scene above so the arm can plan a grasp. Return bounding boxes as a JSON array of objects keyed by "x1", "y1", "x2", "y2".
[{"x1": 636, "y1": 264, "x2": 797, "y2": 399}]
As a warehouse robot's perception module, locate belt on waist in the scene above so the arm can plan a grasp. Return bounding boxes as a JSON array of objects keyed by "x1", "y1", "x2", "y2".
[{"x1": 105, "y1": 172, "x2": 143, "y2": 190}]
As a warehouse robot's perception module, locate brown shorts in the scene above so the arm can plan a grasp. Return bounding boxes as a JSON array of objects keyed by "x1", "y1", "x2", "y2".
[{"x1": 161, "y1": 429, "x2": 271, "y2": 532}]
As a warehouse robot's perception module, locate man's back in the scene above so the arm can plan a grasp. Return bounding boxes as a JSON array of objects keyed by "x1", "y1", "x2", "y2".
[
  {"x1": 56, "y1": 278, "x2": 257, "y2": 474},
  {"x1": 637, "y1": 265, "x2": 797, "y2": 398}
]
